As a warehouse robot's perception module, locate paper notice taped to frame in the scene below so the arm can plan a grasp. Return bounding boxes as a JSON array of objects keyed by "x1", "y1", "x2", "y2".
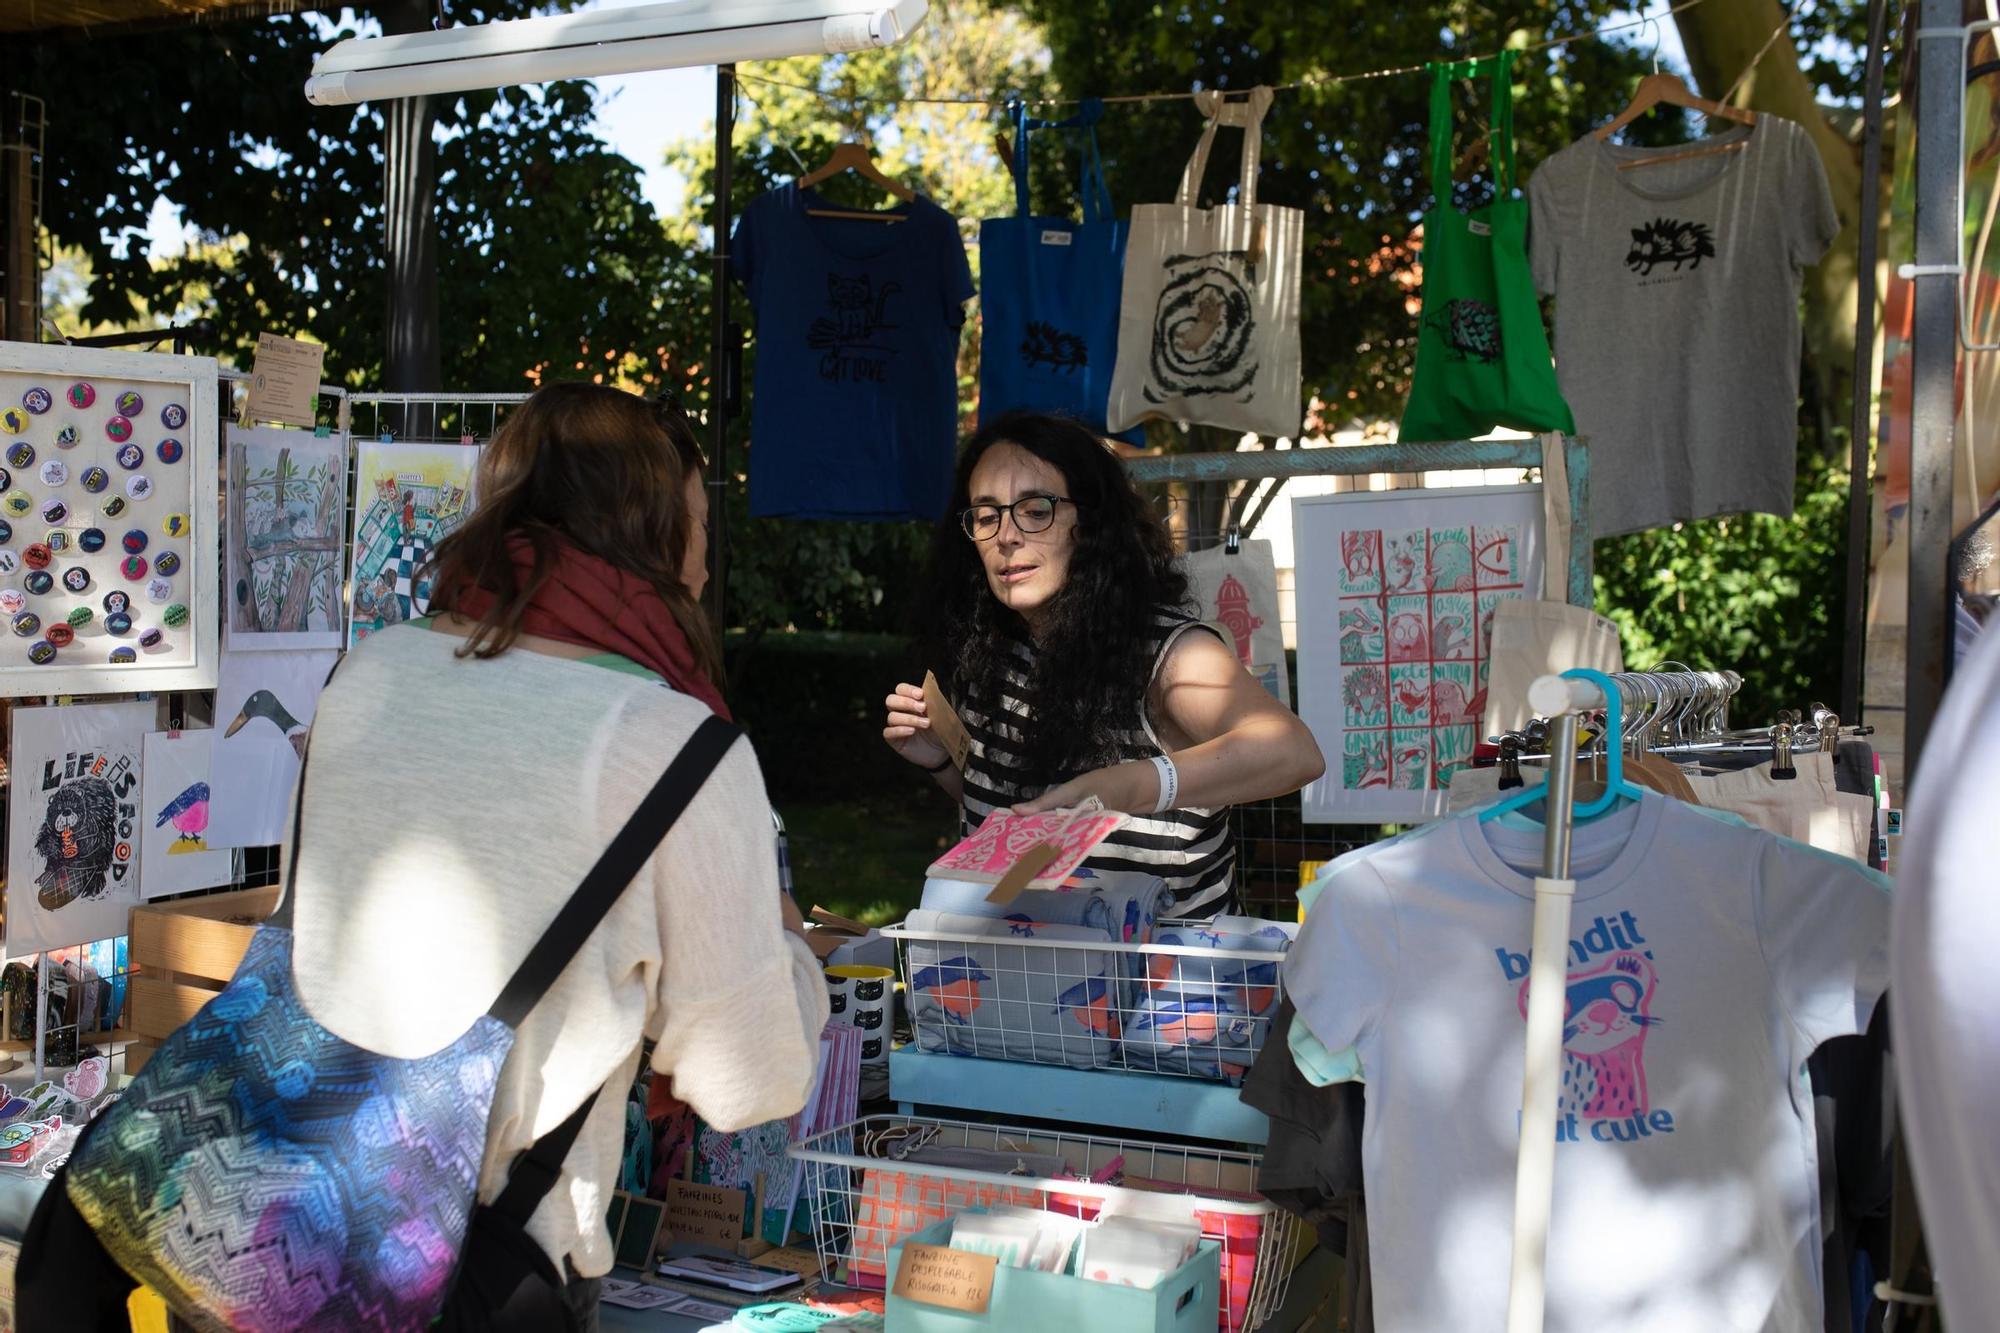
[
  {"x1": 922, "y1": 670, "x2": 972, "y2": 772},
  {"x1": 244, "y1": 333, "x2": 326, "y2": 428},
  {"x1": 892, "y1": 1241, "x2": 997, "y2": 1313}
]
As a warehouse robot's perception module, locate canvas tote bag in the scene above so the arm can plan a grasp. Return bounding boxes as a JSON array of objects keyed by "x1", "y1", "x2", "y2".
[
  {"x1": 1182, "y1": 538, "x2": 1290, "y2": 706},
  {"x1": 1399, "y1": 52, "x2": 1574, "y2": 442},
  {"x1": 1107, "y1": 86, "x2": 1303, "y2": 439}
]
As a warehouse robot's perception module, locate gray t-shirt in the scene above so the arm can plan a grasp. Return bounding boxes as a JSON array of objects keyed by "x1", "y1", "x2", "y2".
[{"x1": 1528, "y1": 117, "x2": 1838, "y2": 536}]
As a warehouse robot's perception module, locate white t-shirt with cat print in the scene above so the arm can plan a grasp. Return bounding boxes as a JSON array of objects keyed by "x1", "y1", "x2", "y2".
[{"x1": 1285, "y1": 793, "x2": 1889, "y2": 1333}]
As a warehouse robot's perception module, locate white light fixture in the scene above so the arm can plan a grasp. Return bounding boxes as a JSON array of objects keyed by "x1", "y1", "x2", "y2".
[{"x1": 304, "y1": 0, "x2": 928, "y2": 106}]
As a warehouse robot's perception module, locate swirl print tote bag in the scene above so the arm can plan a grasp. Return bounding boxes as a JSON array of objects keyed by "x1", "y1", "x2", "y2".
[{"x1": 1106, "y1": 85, "x2": 1304, "y2": 440}]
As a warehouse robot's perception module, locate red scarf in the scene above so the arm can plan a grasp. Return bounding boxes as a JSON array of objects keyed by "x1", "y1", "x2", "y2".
[{"x1": 447, "y1": 537, "x2": 730, "y2": 719}]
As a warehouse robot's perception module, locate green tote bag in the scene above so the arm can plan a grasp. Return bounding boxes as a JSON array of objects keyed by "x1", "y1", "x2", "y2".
[{"x1": 1399, "y1": 52, "x2": 1574, "y2": 441}]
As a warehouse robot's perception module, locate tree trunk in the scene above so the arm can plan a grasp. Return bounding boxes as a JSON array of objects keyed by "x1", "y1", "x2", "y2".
[
  {"x1": 381, "y1": 0, "x2": 442, "y2": 395},
  {"x1": 1675, "y1": 2, "x2": 1865, "y2": 414}
]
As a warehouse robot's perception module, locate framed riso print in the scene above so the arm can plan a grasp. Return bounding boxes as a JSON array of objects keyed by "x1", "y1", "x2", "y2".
[
  {"x1": 0, "y1": 344, "x2": 220, "y2": 696},
  {"x1": 1294, "y1": 484, "x2": 1545, "y2": 823},
  {"x1": 224, "y1": 425, "x2": 347, "y2": 651},
  {"x1": 347, "y1": 441, "x2": 477, "y2": 649}
]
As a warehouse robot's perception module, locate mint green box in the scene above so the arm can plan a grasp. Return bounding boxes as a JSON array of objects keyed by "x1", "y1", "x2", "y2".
[{"x1": 885, "y1": 1215, "x2": 1221, "y2": 1332}]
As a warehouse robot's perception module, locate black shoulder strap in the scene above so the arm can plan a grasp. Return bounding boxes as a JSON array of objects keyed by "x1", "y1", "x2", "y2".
[
  {"x1": 488, "y1": 1085, "x2": 603, "y2": 1227},
  {"x1": 487, "y1": 714, "x2": 741, "y2": 1028}
]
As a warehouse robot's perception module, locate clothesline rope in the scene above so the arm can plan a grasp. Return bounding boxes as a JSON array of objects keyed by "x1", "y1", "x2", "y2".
[{"x1": 732, "y1": 0, "x2": 1719, "y2": 110}]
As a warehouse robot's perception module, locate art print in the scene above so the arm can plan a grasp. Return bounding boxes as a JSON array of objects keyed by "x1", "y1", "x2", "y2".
[
  {"x1": 1179, "y1": 540, "x2": 1290, "y2": 705},
  {"x1": 205, "y1": 647, "x2": 337, "y2": 848},
  {"x1": 348, "y1": 442, "x2": 477, "y2": 648},
  {"x1": 225, "y1": 426, "x2": 346, "y2": 651},
  {"x1": 1294, "y1": 485, "x2": 1544, "y2": 822},
  {"x1": 140, "y1": 731, "x2": 236, "y2": 899},
  {"x1": 5, "y1": 701, "x2": 154, "y2": 952}
]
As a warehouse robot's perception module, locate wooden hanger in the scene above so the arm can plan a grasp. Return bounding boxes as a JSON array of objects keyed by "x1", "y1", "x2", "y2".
[
  {"x1": 797, "y1": 142, "x2": 915, "y2": 223},
  {"x1": 1595, "y1": 71, "x2": 1755, "y2": 170}
]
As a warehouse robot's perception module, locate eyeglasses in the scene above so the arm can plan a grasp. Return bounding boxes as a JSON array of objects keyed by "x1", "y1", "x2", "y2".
[{"x1": 960, "y1": 494, "x2": 1077, "y2": 541}]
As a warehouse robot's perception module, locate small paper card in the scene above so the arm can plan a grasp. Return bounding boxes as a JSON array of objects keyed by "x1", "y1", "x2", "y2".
[
  {"x1": 243, "y1": 333, "x2": 326, "y2": 428},
  {"x1": 926, "y1": 800, "x2": 1130, "y2": 903},
  {"x1": 757, "y1": 1245, "x2": 828, "y2": 1281},
  {"x1": 666, "y1": 1178, "x2": 749, "y2": 1249},
  {"x1": 599, "y1": 1278, "x2": 682, "y2": 1311},
  {"x1": 892, "y1": 1241, "x2": 997, "y2": 1313},
  {"x1": 922, "y1": 671, "x2": 972, "y2": 771}
]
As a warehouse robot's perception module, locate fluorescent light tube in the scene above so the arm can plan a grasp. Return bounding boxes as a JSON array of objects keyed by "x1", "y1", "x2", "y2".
[{"x1": 305, "y1": 0, "x2": 927, "y2": 106}]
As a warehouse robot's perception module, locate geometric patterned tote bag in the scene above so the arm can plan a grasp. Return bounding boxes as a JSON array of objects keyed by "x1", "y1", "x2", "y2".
[{"x1": 59, "y1": 715, "x2": 741, "y2": 1332}]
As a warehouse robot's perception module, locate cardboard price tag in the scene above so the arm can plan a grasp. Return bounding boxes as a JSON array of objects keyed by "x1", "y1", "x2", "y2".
[
  {"x1": 665, "y1": 1178, "x2": 747, "y2": 1249},
  {"x1": 922, "y1": 670, "x2": 972, "y2": 772},
  {"x1": 892, "y1": 1241, "x2": 997, "y2": 1314},
  {"x1": 243, "y1": 333, "x2": 326, "y2": 428}
]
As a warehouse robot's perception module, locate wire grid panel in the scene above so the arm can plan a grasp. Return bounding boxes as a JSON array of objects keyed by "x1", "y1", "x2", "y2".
[
  {"x1": 789, "y1": 1113, "x2": 1300, "y2": 1330},
  {"x1": 885, "y1": 923, "x2": 1286, "y2": 1084},
  {"x1": 343, "y1": 392, "x2": 528, "y2": 447}
]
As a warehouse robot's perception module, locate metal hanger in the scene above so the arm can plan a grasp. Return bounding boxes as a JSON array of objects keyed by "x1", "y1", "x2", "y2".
[{"x1": 797, "y1": 141, "x2": 916, "y2": 223}]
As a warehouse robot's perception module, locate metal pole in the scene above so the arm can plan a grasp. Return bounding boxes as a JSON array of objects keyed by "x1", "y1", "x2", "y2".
[
  {"x1": 706, "y1": 63, "x2": 736, "y2": 638},
  {"x1": 1906, "y1": 0, "x2": 1963, "y2": 780},
  {"x1": 1841, "y1": 0, "x2": 1890, "y2": 723},
  {"x1": 1541, "y1": 713, "x2": 1578, "y2": 880}
]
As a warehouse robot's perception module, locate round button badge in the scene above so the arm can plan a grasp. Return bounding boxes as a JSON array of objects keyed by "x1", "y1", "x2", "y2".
[
  {"x1": 45, "y1": 531, "x2": 67, "y2": 553},
  {"x1": 23, "y1": 544, "x2": 51, "y2": 571},
  {"x1": 54, "y1": 424, "x2": 79, "y2": 449},
  {"x1": 155, "y1": 439, "x2": 184, "y2": 466},
  {"x1": 109, "y1": 646, "x2": 136, "y2": 663},
  {"x1": 38, "y1": 500, "x2": 66, "y2": 526},
  {"x1": 11, "y1": 612, "x2": 38, "y2": 637},
  {"x1": 139, "y1": 627, "x2": 163, "y2": 650},
  {"x1": 46, "y1": 624, "x2": 73, "y2": 648},
  {"x1": 105, "y1": 612, "x2": 132, "y2": 636},
  {"x1": 163, "y1": 602, "x2": 189, "y2": 628},
  {"x1": 62, "y1": 567, "x2": 90, "y2": 594},
  {"x1": 125, "y1": 476, "x2": 153, "y2": 502},
  {"x1": 104, "y1": 417, "x2": 133, "y2": 444},
  {"x1": 159, "y1": 403, "x2": 187, "y2": 430},
  {"x1": 66, "y1": 383, "x2": 95, "y2": 410},
  {"x1": 152, "y1": 550, "x2": 181, "y2": 578},
  {"x1": 66, "y1": 606, "x2": 90, "y2": 628},
  {"x1": 78, "y1": 528, "x2": 105, "y2": 553},
  {"x1": 37, "y1": 461, "x2": 66, "y2": 488},
  {"x1": 160, "y1": 513, "x2": 189, "y2": 540},
  {"x1": 3, "y1": 492, "x2": 32, "y2": 517},
  {"x1": 120, "y1": 555, "x2": 148, "y2": 582},
  {"x1": 121, "y1": 530, "x2": 147, "y2": 556},
  {"x1": 0, "y1": 408, "x2": 26, "y2": 436},
  {"x1": 21, "y1": 388, "x2": 51, "y2": 416},
  {"x1": 6, "y1": 442, "x2": 33, "y2": 469},
  {"x1": 23, "y1": 571, "x2": 52, "y2": 596},
  {"x1": 0, "y1": 520, "x2": 11, "y2": 545},
  {"x1": 0, "y1": 550, "x2": 16, "y2": 575},
  {"x1": 0, "y1": 591, "x2": 23, "y2": 615},
  {"x1": 27, "y1": 641, "x2": 54, "y2": 665},
  {"x1": 114, "y1": 443, "x2": 142, "y2": 471},
  {"x1": 114, "y1": 390, "x2": 143, "y2": 417},
  {"x1": 100, "y1": 496, "x2": 127, "y2": 519},
  {"x1": 102, "y1": 591, "x2": 130, "y2": 615},
  {"x1": 147, "y1": 578, "x2": 173, "y2": 605},
  {"x1": 80, "y1": 467, "x2": 108, "y2": 494}
]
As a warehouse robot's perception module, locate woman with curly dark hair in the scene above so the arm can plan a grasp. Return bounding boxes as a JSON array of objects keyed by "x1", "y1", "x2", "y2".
[{"x1": 884, "y1": 411, "x2": 1324, "y2": 918}]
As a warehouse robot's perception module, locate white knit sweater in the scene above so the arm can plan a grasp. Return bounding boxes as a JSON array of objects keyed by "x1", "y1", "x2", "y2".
[{"x1": 286, "y1": 624, "x2": 828, "y2": 1278}]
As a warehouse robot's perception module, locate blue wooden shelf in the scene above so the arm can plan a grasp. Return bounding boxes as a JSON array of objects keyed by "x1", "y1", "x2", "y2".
[{"x1": 890, "y1": 1049, "x2": 1270, "y2": 1146}]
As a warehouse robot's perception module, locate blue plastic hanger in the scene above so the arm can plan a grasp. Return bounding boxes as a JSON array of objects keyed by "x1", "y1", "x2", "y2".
[{"x1": 1477, "y1": 667, "x2": 1646, "y2": 825}]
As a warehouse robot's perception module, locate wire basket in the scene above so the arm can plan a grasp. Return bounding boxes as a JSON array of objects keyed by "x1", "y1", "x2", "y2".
[
  {"x1": 787, "y1": 1113, "x2": 1301, "y2": 1332},
  {"x1": 882, "y1": 920, "x2": 1291, "y2": 1084}
]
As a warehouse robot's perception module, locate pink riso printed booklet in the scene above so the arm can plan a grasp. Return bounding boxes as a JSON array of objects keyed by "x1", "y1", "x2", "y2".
[{"x1": 927, "y1": 800, "x2": 1130, "y2": 904}]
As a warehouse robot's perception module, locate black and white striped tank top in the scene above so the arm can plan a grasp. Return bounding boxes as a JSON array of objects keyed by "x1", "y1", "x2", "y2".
[{"x1": 956, "y1": 614, "x2": 1237, "y2": 919}]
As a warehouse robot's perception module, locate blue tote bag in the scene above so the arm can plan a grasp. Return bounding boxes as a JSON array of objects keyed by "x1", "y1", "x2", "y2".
[{"x1": 979, "y1": 98, "x2": 1142, "y2": 443}]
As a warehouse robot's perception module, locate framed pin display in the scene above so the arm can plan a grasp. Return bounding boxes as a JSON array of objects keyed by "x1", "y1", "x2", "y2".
[{"x1": 0, "y1": 343, "x2": 220, "y2": 695}]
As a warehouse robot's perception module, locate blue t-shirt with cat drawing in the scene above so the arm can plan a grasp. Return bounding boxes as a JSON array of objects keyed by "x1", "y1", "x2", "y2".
[{"x1": 733, "y1": 185, "x2": 975, "y2": 521}]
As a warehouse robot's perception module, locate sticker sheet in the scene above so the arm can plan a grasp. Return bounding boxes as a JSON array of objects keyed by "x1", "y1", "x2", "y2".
[
  {"x1": 1294, "y1": 485, "x2": 1544, "y2": 823},
  {"x1": 205, "y1": 647, "x2": 338, "y2": 848},
  {"x1": 139, "y1": 731, "x2": 236, "y2": 899},
  {"x1": 347, "y1": 442, "x2": 477, "y2": 648},
  {"x1": 5, "y1": 701, "x2": 155, "y2": 952},
  {"x1": 225, "y1": 425, "x2": 347, "y2": 651},
  {"x1": 0, "y1": 345, "x2": 219, "y2": 695}
]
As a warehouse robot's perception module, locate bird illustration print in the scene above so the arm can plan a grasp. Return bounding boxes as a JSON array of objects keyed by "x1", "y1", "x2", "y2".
[
  {"x1": 154, "y1": 782, "x2": 212, "y2": 854},
  {"x1": 911, "y1": 957, "x2": 989, "y2": 1025},
  {"x1": 223, "y1": 689, "x2": 309, "y2": 760}
]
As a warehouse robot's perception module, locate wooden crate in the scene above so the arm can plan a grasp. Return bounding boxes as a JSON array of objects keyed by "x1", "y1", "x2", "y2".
[{"x1": 123, "y1": 886, "x2": 279, "y2": 1075}]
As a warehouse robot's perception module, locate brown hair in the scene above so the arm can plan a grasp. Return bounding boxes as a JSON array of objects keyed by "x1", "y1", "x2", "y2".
[{"x1": 424, "y1": 381, "x2": 720, "y2": 682}]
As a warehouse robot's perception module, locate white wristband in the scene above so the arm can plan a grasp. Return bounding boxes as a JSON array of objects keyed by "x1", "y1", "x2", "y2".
[{"x1": 1150, "y1": 754, "x2": 1179, "y2": 814}]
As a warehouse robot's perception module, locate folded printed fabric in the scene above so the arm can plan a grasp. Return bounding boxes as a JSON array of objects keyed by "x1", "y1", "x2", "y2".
[
  {"x1": 904, "y1": 909, "x2": 1122, "y2": 1069},
  {"x1": 917, "y1": 875, "x2": 1168, "y2": 941},
  {"x1": 847, "y1": 1168, "x2": 1041, "y2": 1283},
  {"x1": 1124, "y1": 917, "x2": 1295, "y2": 1081}
]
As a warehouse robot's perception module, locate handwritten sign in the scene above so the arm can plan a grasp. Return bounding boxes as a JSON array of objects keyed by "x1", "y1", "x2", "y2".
[
  {"x1": 923, "y1": 670, "x2": 972, "y2": 771},
  {"x1": 892, "y1": 1241, "x2": 997, "y2": 1313},
  {"x1": 665, "y1": 1178, "x2": 748, "y2": 1249},
  {"x1": 756, "y1": 1245, "x2": 827, "y2": 1280},
  {"x1": 243, "y1": 333, "x2": 325, "y2": 428}
]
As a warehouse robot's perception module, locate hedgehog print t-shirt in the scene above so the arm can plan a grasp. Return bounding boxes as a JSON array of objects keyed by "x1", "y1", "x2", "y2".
[
  {"x1": 732, "y1": 185, "x2": 974, "y2": 521},
  {"x1": 1526, "y1": 116, "x2": 1837, "y2": 536},
  {"x1": 1285, "y1": 793, "x2": 1889, "y2": 1333}
]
